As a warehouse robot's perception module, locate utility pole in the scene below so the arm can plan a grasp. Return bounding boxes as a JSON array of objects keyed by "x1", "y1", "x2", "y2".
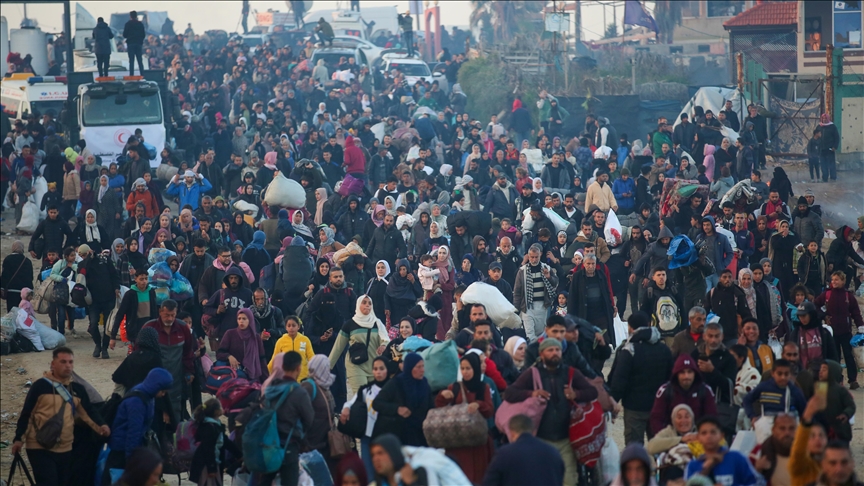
[
  {"x1": 575, "y1": 0, "x2": 581, "y2": 43},
  {"x1": 64, "y1": 0, "x2": 73, "y2": 74}
]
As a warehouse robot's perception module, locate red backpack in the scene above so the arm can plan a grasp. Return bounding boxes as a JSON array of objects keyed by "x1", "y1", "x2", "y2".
[
  {"x1": 216, "y1": 378, "x2": 262, "y2": 414},
  {"x1": 567, "y1": 368, "x2": 607, "y2": 467}
]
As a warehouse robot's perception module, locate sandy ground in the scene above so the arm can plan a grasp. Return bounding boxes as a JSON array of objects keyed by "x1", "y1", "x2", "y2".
[{"x1": 1, "y1": 161, "x2": 861, "y2": 484}]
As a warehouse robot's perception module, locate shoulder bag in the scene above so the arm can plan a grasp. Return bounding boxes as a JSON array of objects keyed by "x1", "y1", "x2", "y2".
[
  {"x1": 322, "y1": 389, "x2": 353, "y2": 458},
  {"x1": 6, "y1": 452, "x2": 35, "y2": 486},
  {"x1": 495, "y1": 366, "x2": 548, "y2": 436},
  {"x1": 337, "y1": 386, "x2": 369, "y2": 439},
  {"x1": 348, "y1": 326, "x2": 373, "y2": 365},
  {"x1": 423, "y1": 382, "x2": 489, "y2": 449},
  {"x1": 716, "y1": 378, "x2": 741, "y2": 437},
  {"x1": 34, "y1": 379, "x2": 76, "y2": 449}
]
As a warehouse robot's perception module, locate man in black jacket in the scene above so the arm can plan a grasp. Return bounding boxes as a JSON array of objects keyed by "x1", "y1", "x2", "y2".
[
  {"x1": 609, "y1": 312, "x2": 673, "y2": 445},
  {"x1": 28, "y1": 205, "x2": 72, "y2": 260},
  {"x1": 524, "y1": 315, "x2": 598, "y2": 380},
  {"x1": 179, "y1": 240, "x2": 214, "y2": 336},
  {"x1": 704, "y1": 268, "x2": 752, "y2": 344},
  {"x1": 691, "y1": 322, "x2": 737, "y2": 405},
  {"x1": 336, "y1": 196, "x2": 367, "y2": 242},
  {"x1": 365, "y1": 214, "x2": 407, "y2": 269},
  {"x1": 122, "y1": 11, "x2": 145, "y2": 76},
  {"x1": 80, "y1": 246, "x2": 120, "y2": 359}
]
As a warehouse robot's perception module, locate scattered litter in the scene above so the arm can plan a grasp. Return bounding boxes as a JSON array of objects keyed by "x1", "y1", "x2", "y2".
[
  {"x1": 24, "y1": 380, "x2": 32, "y2": 387},
  {"x1": 15, "y1": 367, "x2": 26, "y2": 374}
]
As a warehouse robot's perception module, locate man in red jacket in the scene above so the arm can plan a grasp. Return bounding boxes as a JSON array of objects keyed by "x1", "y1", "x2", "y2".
[{"x1": 649, "y1": 353, "x2": 718, "y2": 434}]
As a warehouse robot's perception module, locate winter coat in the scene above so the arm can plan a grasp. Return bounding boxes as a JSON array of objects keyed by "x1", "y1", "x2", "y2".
[
  {"x1": 704, "y1": 283, "x2": 752, "y2": 342},
  {"x1": 165, "y1": 178, "x2": 212, "y2": 211},
  {"x1": 791, "y1": 207, "x2": 823, "y2": 249},
  {"x1": 524, "y1": 334, "x2": 597, "y2": 380},
  {"x1": 649, "y1": 355, "x2": 718, "y2": 434},
  {"x1": 690, "y1": 344, "x2": 738, "y2": 404},
  {"x1": 79, "y1": 253, "x2": 119, "y2": 305},
  {"x1": 110, "y1": 368, "x2": 173, "y2": 456},
  {"x1": 483, "y1": 433, "x2": 565, "y2": 486},
  {"x1": 612, "y1": 177, "x2": 636, "y2": 213},
  {"x1": 484, "y1": 181, "x2": 518, "y2": 220},
  {"x1": 513, "y1": 263, "x2": 559, "y2": 313},
  {"x1": 584, "y1": 181, "x2": 617, "y2": 213},
  {"x1": 820, "y1": 360, "x2": 856, "y2": 441},
  {"x1": 609, "y1": 327, "x2": 673, "y2": 412},
  {"x1": 568, "y1": 268, "x2": 614, "y2": 331},
  {"x1": 814, "y1": 288, "x2": 864, "y2": 336},
  {"x1": 92, "y1": 20, "x2": 114, "y2": 55},
  {"x1": 28, "y1": 217, "x2": 72, "y2": 256},
  {"x1": 365, "y1": 225, "x2": 407, "y2": 268}
]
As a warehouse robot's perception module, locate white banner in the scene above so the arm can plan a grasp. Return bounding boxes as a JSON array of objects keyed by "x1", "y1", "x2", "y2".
[{"x1": 81, "y1": 124, "x2": 164, "y2": 168}]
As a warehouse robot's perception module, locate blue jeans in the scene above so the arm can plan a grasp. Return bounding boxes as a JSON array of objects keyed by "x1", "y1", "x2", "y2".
[
  {"x1": 705, "y1": 273, "x2": 719, "y2": 292},
  {"x1": 361, "y1": 436, "x2": 372, "y2": 479}
]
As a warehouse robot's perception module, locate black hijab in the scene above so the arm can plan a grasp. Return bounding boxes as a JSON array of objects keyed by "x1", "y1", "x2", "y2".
[{"x1": 460, "y1": 353, "x2": 484, "y2": 395}]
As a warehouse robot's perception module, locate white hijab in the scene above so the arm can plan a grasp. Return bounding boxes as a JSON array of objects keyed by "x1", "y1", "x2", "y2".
[
  {"x1": 353, "y1": 295, "x2": 389, "y2": 343},
  {"x1": 85, "y1": 209, "x2": 101, "y2": 242}
]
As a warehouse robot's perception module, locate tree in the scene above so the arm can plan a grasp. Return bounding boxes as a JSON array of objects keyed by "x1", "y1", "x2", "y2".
[
  {"x1": 604, "y1": 22, "x2": 618, "y2": 39},
  {"x1": 653, "y1": 0, "x2": 682, "y2": 44},
  {"x1": 469, "y1": 1, "x2": 545, "y2": 46}
]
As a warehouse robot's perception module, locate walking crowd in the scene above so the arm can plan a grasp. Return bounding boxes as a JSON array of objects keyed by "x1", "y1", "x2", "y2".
[{"x1": 1, "y1": 9, "x2": 863, "y2": 486}]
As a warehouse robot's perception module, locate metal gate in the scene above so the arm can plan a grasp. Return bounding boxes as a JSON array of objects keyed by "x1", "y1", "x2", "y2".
[{"x1": 758, "y1": 77, "x2": 825, "y2": 158}]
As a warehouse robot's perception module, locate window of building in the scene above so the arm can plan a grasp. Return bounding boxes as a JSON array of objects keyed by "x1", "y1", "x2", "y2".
[
  {"x1": 707, "y1": 0, "x2": 746, "y2": 17},
  {"x1": 834, "y1": 1, "x2": 862, "y2": 48},
  {"x1": 681, "y1": 1, "x2": 701, "y2": 18},
  {"x1": 670, "y1": 45, "x2": 684, "y2": 54},
  {"x1": 698, "y1": 44, "x2": 711, "y2": 53}
]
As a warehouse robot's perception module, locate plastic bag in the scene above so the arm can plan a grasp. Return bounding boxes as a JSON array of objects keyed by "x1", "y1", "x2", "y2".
[
  {"x1": 419, "y1": 340, "x2": 460, "y2": 392},
  {"x1": 148, "y1": 248, "x2": 176, "y2": 265},
  {"x1": 154, "y1": 287, "x2": 170, "y2": 305},
  {"x1": 148, "y1": 262, "x2": 173, "y2": 287},
  {"x1": 520, "y1": 207, "x2": 568, "y2": 233},
  {"x1": 32, "y1": 176, "x2": 48, "y2": 219},
  {"x1": 263, "y1": 172, "x2": 306, "y2": 209},
  {"x1": 461, "y1": 282, "x2": 522, "y2": 329},
  {"x1": 35, "y1": 321, "x2": 66, "y2": 349},
  {"x1": 15, "y1": 309, "x2": 45, "y2": 351},
  {"x1": 613, "y1": 317, "x2": 629, "y2": 348},
  {"x1": 233, "y1": 199, "x2": 259, "y2": 219},
  {"x1": 17, "y1": 199, "x2": 40, "y2": 233},
  {"x1": 604, "y1": 209, "x2": 623, "y2": 247},
  {"x1": 753, "y1": 416, "x2": 774, "y2": 444},
  {"x1": 853, "y1": 346, "x2": 864, "y2": 372},
  {"x1": 1, "y1": 309, "x2": 17, "y2": 341},
  {"x1": 730, "y1": 430, "x2": 757, "y2": 454},
  {"x1": 599, "y1": 436, "x2": 620, "y2": 485},
  {"x1": 768, "y1": 331, "x2": 783, "y2": 359},
  {"x1": 169, "y1": 271, "x2": 194, "y2": 301},
  {"x1": 402, "y1": 445, "x2": 471, "y2": 486},
  {"x1": 299, "y1": 450, "x2": 333, "y2": 486}
]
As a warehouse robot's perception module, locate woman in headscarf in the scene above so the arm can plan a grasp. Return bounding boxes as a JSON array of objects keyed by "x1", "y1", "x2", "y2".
[
  {"x1": 381, "y1": 317, "x2": 414, "y2": 375},
  {"x1": 738, "y1": 268, "x2": 759, "y2": 319},
  {"x1": 132, "y1": 218, "x2": 155, "y2": 253},
  {"x1": 95, "y1": 174, "x2": 122, "y2": 242},
  {"x1": 504, "y1": 336, "x2": 528, "y2": 374},
  {"x1": 339, "y1": 356, "x2": 390, "y2": 476},
  {"x1": 307, "y1": 258, "x2": 332, "y2": 298},
  {"x1": 364, "y1": 204, "x2": 387, "y2": 247},
  {"x1": 111, "y1": 326, "x2": 165, "y2": 394},
  {"x1": 1, "y1": 240, "x2": 33, "y2": 309},
  {"x1": 770, "y1": 166, "x2": 794, "y2": 205},
  {"x1": 409, "y1": 210, "x2": 431, "y2": 257},
  {"x1": 241, "y1": 230, "x2": 271, "y2": 290},
  {"x1": 290, "y1": 209, "x2": 314, "y2": 240},
  {"x1": 334, "y1": 451, "x2": 369, "y2": 486},
  {"x1": 372, "y1": 352, "x2": 433, "y2": 445},
  {"x1": 455, "y1": 254, "x2": 481, "y2": 287},
  {"x1": 383, "y1": 195, "x2": 397, "y2": 216},
  {"x1": 313, "y1": 187, "x2": 328, "y2": 226},
  {"x1": 532, "y1": 177, "x2": 545, "y2": 196},
  {"x1": 328, "y1": 295, "x2": 390, "y2": 400},
  {"x1": 77, "y1": 208, "x2": 108, "y2": 253},
  {"x1": 365, "y1": 260, "x2": 390, "y2": 323},
  {"x1": 384, "y1": 259, "x2": 423, "y2": 324},
  {"x1": 148, "y1": 228, "x2": 176, "y2": 253},
  {"x1": 301, "y1": 354, "x2": 337, "y2": 466},
  {"x1": 215, "y1": 308, "x2": 266, "y2": 382},
  {"x1": 433, "y1": 352, "x2": 494, "y2": 482},
  {"x1": 433, "y1": 245, "x2": 456, "y2": 341},
  {"x1": 318, "y1": 226, "x2": 344, "y2": 255},
  {"x1": 231, "y1": 212, "x2": 255, "y2": 247},
  {"x1": 176, "y1": 208, "x2": 198, "y2": 242},
  {"x1": 645, "y1": 404, "x2": 702, "y2": 481},
  {"x1": 118, "y1": 236, "x2": 148, "y2": 285},
  {"x1": 429, "y1": 203, "x2": 448, "y2": 237},
  {"x1": 78, "y1": 180, "x2": 95, "y2": 216},
  {"x1": 427, "y1": 221, "x2": 448, "y2": 252}
]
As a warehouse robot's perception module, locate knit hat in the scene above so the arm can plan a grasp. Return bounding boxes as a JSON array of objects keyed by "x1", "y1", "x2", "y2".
[
  {"x1": 797, "y1": 196, "x2": 807, "y2": 206},
  {"x1": 77, "y1": 244, "x2": 91, "y2": 256},
  {"x1": 804, "y1": 189, "x2": 815, "y2": 197},
  {"x1": 620, "y1": 168, "x2": 630, "y2": 176},
  {"x1": 538, "y1": 337, "x2": 562, "y2": 352}
]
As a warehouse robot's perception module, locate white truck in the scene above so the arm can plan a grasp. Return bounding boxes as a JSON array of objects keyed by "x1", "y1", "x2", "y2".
[
  {"x1": 0, "y1": 73, "x2": 67, "y2": 122},
  {"x1": 67, "y1": 71, "x2": 168, "y2": 167}
]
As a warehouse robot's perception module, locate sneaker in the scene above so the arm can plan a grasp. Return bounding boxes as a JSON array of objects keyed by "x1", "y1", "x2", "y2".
[
  {"x1": 101, "y1": 349, "x2": 110, "y2": 359},
  {"x1": 92, "y1": 345, "x2": 101, "y2": 358},
  {"x1": 851, "y1": 382, "x2": 860, "y2": 390}
]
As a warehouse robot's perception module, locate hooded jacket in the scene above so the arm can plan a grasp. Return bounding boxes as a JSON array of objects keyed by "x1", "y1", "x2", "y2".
[
  {"x1": 485, "y1": 180, "x2": 518, "y2": 220},
  {"x1": 705, "y1": 282, "x2": 752, "y2": 340},
  {"x1": 110, "y1": 368, "x2": 173, "y2": 456},
  {"x1": 820, "y1": 360, "x2": 855, "y2": 441},
  {"x1": 696, "y1": 216, "x2": 734, "y2": 272},
  {"x1": 366, "y1": 222, "x2": 407, "y2": 268},
  {"x1": 632, "y1": 226, "x2": 674, "y2": 279},
  {"x1": 584, "y1": 179, "x2": 617, "y2": 213},
  {"x1": 203, "y1": 267, "x2": 254, "y2": 337},
  {"x1": 609, "y1": 327, "x2": 673, "y2": 412},
  {"x1": 650, "y1": 354, "x2": 718, "y2": 434},
  {"x1": 788, "y1": 307, "x2": 838, "y2": 369},
  {"x1": 612, "y1": 176, "x2": 636, "y2": 212},
  {"x1": 611, "y1": 444, "x2": 657, "y2": 486},
  {"x1": 343, "y1": 136, "x2": 366, "y2": 174}
]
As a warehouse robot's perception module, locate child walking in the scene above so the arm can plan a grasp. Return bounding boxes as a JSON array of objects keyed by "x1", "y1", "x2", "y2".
[{"x1": 189, "y1": 398, "x2": 240, "y2": 486}]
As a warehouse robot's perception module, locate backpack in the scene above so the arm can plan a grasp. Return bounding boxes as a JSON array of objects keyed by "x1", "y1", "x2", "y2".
[
  {"x1": 647, "y1": 287, "x2": 680, "y2": 335},
  {"x1": 216, "y1": 378, "x2": 262, "y2": 414},
  {"x1": 101, "y1": 390, "x2": 149, "y2": 429},
  {"x1": 242, "y1": 382, "x2": 303, "y2": 474},
  {"x1": 259, "y1": 263, "x2": 277, "y2": 292},
  {"x1": 204, "y1": 360, "x2": 249, "y2": 395},
  {"x1": 171, "y1": 419, "x2": 198, "y2": 473}
]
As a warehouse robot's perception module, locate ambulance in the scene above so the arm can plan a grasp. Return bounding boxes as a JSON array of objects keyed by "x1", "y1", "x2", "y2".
[{"x1": 0, "y1": 73, "x2": 67, "y2": 123}]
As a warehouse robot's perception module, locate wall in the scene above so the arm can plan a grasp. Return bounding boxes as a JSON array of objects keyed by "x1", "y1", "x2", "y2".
[{"x1": 797, "y1": 0, "x2": 864, "y2": 76}]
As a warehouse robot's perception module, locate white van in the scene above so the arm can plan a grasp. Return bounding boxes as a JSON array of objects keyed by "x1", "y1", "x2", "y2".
[{"x1": 0, "y1": 73, "x2": 67, "y2": 121}]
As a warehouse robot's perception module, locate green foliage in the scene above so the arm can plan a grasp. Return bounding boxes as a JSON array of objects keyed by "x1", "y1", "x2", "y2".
[
  {"x1": 593, "y1": 50, "x2": 689, "y2": 85},
  {"x1": 457, "y1": 56, "x2": 512, "y2": 121},
  {"x1": 604, "y1": 23, "x2": 618, "y2": 39}
]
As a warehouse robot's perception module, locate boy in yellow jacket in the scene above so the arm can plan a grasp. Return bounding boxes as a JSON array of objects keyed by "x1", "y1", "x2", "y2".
[{"x1": 268, "y1": 316, "x2": 314, "y2": 380}]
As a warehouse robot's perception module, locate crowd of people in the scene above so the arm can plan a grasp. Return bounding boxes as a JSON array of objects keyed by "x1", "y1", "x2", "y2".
[{"x1": 2, "y1": 8, "x2": 863, "y2": 486}]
